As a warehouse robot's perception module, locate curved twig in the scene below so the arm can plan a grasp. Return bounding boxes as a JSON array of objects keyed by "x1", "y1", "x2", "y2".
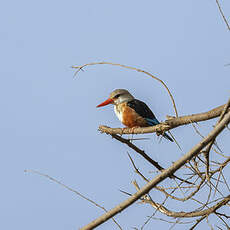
[
  {"x1": 143, "y1": 192, "x2": 230, "y2": 218},
  {"x1": 72, "y1": 62, "x2": 178, "y2": 117}
]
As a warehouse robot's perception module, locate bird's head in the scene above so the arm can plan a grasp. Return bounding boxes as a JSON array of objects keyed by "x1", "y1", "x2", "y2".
[{"x1": 96, "y1": 89, "x2": 134, "y2": 107}]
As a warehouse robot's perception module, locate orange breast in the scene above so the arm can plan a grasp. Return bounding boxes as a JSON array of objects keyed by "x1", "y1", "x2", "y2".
[{"x1": 121, "y1": 104, "x2": 148, "y2": 128}]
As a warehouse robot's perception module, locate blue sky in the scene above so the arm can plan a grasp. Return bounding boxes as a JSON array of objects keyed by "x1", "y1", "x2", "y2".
[{"x1": 1, "y1": 0, "x2": 230, "y2": 229}]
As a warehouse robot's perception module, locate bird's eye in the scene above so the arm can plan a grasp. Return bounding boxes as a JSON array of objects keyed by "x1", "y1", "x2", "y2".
[{"x1": 114, "y1": 94, "x2": 121, "y2": 99}]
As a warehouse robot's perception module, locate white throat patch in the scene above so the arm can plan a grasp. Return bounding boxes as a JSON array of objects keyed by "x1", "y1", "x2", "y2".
[{"x1": 114, "y1": 105, "x2": 123, "y2": 122}]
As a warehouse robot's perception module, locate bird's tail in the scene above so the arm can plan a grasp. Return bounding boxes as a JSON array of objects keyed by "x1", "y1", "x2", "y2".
[
  {"x1": 145, "y1": 118, "x2": 174, "y2": 142},
  {"x1": 163, "y1": 132, "x2": 174, "y2": 142}
]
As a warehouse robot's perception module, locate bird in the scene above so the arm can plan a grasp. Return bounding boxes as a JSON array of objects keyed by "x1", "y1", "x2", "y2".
[{"x1": 96, "y1": 89, "x2": 173, "y2": 142}]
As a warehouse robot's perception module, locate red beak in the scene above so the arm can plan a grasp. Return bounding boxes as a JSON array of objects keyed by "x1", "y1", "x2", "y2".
[{"x1": 96, "y1": 98, "x2": 114, "y2": 107}]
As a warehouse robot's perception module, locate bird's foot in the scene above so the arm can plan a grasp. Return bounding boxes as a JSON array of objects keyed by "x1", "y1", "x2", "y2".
[
  {"x1": 121, "y1": 127, "x2": 128, "y2": 135},
  {"x1": 130, "y1": 126, "x2": 139, "y2": 134},
  {"x1": 121, "y1": 126, "x2": 139, "y2": 134}
]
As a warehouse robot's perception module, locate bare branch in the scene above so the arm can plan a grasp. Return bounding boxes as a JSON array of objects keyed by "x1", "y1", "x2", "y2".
[
  {"x1": 190, "y1": 215, "x2": 206, "y2": 230},
  {"x1": 127, "y1": 153, "x2": 149, "y2": 182},
  {"x1": 99, "y1": 103, "x2": 228, "y2": 135},
  {"x1": 111, "y1": 134, "x2": 192, "y2": 184},
  {"x1": 204, "y1": 98, "x2": 230, "y2": 182},
  {"x1": 111, "y1": 134, "x2": 165, "y2": 171},
  {"x1": 133, "y1": 180, "x2": 230, "y2": 219},
  {"x1": 80, "y1": 111, "x2": 230, "y2": 230},
  {"x1": 144, "y1": 194, "x2": 230, "y2": 218}
]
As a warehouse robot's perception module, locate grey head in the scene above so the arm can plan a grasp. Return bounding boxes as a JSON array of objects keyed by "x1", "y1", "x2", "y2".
[{"x1": 110, "y1": 89, "x2": 134, "y2": 105}]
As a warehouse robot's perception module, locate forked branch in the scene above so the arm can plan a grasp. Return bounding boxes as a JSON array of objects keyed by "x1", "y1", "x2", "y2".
[{"x1": 80, "y1": 110, "x2": 230, "y2": 230}]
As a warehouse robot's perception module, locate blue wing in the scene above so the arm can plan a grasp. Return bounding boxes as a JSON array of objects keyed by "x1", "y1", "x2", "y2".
[
  {"x1": 127, "y1": 99, "x2": 173, "y2": 142},
  {"x1": 145, "y1": 117, "x2": 160, "y2": 126}
]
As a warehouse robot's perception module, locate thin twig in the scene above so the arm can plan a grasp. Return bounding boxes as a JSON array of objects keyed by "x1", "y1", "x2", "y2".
[
  {"x1": 215, "y1": 0, "x2": 230, "y2": 31},
  {"x1": 111, "y1": 134, "x2": 192, "y2": 184},
  {"x1": 24, "y1": 169, "x2": 122, "y2": 230},
  {"x1": 127, "y1": 153, "x2": 149, "y2": 182},
  {"x1": 190, "y1": 215, "x2": 206, "y2": 230}
]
